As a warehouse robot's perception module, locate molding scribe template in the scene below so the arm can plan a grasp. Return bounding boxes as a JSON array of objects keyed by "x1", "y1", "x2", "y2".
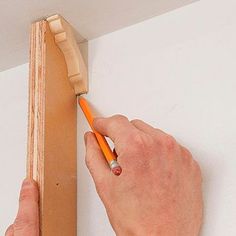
[{"x1": 27, "y1": 15, "x2": 87, "y2": 235}]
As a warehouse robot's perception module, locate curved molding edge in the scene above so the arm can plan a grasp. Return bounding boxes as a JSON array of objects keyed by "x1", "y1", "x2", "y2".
[{"x1": 47, "y1": 14, "x2": 88, "y2": 95}]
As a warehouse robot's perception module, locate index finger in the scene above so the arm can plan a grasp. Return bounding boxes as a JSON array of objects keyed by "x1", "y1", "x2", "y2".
[{"x1": 93, "y1": 115, "x2": 138, "y2": 153}]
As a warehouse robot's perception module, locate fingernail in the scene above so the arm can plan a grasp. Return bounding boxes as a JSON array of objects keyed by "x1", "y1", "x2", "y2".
[{"x1": 22, "y1": 178, "x2": 33, "y2": 188}]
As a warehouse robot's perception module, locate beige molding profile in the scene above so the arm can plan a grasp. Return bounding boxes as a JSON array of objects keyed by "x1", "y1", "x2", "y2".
[{"x1": 47, "y1": 14, "x2": 88, "y2": 95}]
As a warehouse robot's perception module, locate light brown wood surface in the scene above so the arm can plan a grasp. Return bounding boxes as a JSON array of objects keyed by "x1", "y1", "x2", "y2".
[
  {"x1": 47, "y1": 14, "x2": 88, "y2": 95},
  {"x1": 27, "y1": 19, "x2": 77, "y2": 236}
]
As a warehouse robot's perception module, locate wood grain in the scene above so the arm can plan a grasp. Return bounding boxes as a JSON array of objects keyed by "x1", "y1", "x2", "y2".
[{"x1": 27, "y1": 19, "x2": 77, "y2": 236}]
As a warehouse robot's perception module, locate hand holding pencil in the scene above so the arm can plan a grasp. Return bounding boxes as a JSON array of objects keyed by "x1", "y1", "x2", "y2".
[
  {"x1": 81, "y1": 113, "x2": 203, "y2": 236},
  {"x1": 5, "y1": 110, "x2": 203, "y2": 236},
  {"x1": 78, "y1": 97, "x2": 122, "y2": 176}
]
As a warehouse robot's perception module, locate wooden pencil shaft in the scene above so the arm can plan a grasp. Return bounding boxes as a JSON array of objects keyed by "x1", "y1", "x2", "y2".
[{"x1": 78, "y1": 97, "x2": 115, "y2": 162}]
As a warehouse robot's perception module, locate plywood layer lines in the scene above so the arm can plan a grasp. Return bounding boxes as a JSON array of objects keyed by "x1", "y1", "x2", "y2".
[{"x1": 27, "y1": 19, "x2": 77, "y2": 236}]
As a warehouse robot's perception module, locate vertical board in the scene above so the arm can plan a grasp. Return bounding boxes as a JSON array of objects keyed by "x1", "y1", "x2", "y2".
[{"x1": 27, "y1": 20, "x2": 77, "y2": 236}]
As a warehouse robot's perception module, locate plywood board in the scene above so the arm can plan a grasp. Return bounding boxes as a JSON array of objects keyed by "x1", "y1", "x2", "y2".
[{"x1": 27, "y1": 19, "x2": 77, "y2": 236}]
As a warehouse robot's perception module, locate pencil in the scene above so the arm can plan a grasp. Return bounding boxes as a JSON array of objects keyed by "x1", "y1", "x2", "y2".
[{"x1": 78, "y1": 96, "x2": 122, "y2": 176}]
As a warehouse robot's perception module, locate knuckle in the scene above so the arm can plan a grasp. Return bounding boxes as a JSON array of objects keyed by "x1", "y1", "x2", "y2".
[
  {"x1": 111, "y1": 114, "x2": 127, "y2": 121},
  {"x1": 181, "y1": 147, "x2": 193, "y2": 161},
  {"x1": 106, "y1": 115, "x2": 128, "y2": 130},
  {"x1": 130, "y1": 119, "x2": 142, "y2": 125},
  {"x1": 110, "y1": 114, "x2": 128, "y2": 124},
  {"x1": 162, "y1": 135, "x2": 177, "y2": 150},
  {"x1": 129, "y1": 131, "x2": 147, "y2": 148},
  {"x1": 14, "y1": 217, "x2": 37, "y2": 231}
]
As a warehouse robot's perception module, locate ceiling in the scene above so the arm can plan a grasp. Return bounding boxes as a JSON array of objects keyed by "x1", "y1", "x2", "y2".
[{"x1": 0, "y1": 0, "x2": 196, "y2": 71}]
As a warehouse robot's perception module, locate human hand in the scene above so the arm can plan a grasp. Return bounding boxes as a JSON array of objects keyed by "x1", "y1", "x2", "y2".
[
  {"x1": 5, "y1": 179, "x2": 39, "y2": 236},
  {"x1": 84, "y1": 115, "x2": 203, "y2": 236}
]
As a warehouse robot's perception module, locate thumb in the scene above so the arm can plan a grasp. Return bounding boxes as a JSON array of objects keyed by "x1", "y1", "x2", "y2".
[
  {"x1": 85, "y1": 132, "x2": 110, "y2": 185},
  {"x1": 14, "y1": 179, "x2": 39, "y2": 236}
]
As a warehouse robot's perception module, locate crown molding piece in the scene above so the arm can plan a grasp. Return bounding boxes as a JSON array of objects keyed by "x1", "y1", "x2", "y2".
[{"x1": 47, "y1": 14, "x2": 88, "y2": 95}]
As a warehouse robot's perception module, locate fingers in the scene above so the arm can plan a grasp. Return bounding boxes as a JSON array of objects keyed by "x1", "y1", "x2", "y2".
[
  {"x1": 14, "y1": 178, "x2": 39, "y2": 236},
  {"x1": 85, "y1": 132, "x2": 110, "y2": 185},
  {"x1": 130, "y1": 119, "x2": 178, "y2": 150},
  {"x1": 93, "y1": 115, "x2": 137, "y2": 141},
  {"x1": 5, "y1": 225, "x2": 14, "y2": 236},
  {"x1": 93, "y1": 115, "x2": 138, "y2": 153},
  {"x1": 131, "y1": 119, "x2": 166, "y2": 137}
]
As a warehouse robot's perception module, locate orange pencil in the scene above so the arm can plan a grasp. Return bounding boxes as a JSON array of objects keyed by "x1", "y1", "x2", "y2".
[{"x1": 78, "y1": 97, "x2": 122, "y2": 176}]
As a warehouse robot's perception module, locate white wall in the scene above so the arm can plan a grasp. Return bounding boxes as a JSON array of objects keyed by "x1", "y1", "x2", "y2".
[
  {"x1": 1, "y1": 0, "x2": 236, "y2": 235},
  {"x1": 0, "y1": 64, "x2": 28, "y2": 233}
]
